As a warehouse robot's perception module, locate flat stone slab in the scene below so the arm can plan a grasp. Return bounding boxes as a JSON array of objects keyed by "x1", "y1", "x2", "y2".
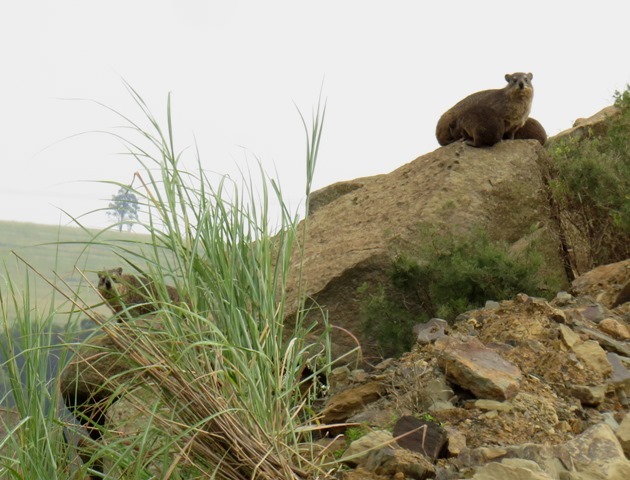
[
  {"x1": 575, "y1": 325, "x2": 630, "y2": 357},
  {"x1": 435, "y1": 336, "x2": 522, "y2": 400},
  {"x1": 321, "y1": 381, "x2": 385, "y2": 423}
]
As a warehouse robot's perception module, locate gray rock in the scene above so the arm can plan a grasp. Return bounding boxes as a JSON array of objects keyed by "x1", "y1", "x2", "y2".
[
  {"x1": 341, "y1": 430, "x2": 393, "y2": 466},
  {"x1": 601, "y1": 412, "x2": 620, "y2": 432},
  {"x1": 423, "y1": 376, "x2": 455, "y2": 410},
  {"x1": 581, "y1": 304, "x2": 607, "y2": 324},
  {"x1": 607, "y1": 353, "x2": 630, "y2": 389},
  {"x1": 555, "y1": 291, "x2": 573, "y2": 306},
  {"x1": 413, "y1": 318, "x2": 448, "y2": 345},
  {"x1": 484, "y1": 300, "x2": 500, "y2": 310}
]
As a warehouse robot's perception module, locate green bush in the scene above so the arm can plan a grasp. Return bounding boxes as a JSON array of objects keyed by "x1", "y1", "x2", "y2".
[
  {"x1": 547, "y1": 85, "x2": 630, "y2": 268},
  {"x1": 360, "y1": 226, "x2": 545, "y2": 358},
  {"x1": 358, "y1": 281, "x2": 422, "y2": 359}
]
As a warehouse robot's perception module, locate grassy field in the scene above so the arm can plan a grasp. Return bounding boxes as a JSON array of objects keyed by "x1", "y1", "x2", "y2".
[{"x1": 0, "y1": 220, "x2": 149, "y2": 322}]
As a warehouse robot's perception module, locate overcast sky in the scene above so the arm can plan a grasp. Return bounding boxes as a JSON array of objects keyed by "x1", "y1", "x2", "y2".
[{"x1": 1, "y1": 1, "x2": 628, "y2": 228}]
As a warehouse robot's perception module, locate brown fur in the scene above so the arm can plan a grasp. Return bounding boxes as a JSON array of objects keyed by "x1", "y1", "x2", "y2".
[
  {"x1": 511, "y1": 117, "x2": 547, "y2": 145},
  {"x1": 454, "y1": 106, "x2": 505, "y2": 147},
  {"x1": 436, "y1": 72, "x2": 534, "y2": 147},
  {"x1": 61, "y1": 333, "x2": 131, "y2": 478},
  {"x1": 97, "y1": 267, "x2": 180, "y2": 317}
]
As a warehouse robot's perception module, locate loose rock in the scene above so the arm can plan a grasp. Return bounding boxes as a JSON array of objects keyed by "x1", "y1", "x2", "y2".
[
  {"x1": 561, "y1": 423, "x2": 630, "y2": 480},
  {"x1": 435, "y1": 336, "x2": 522, "y2": 400}
]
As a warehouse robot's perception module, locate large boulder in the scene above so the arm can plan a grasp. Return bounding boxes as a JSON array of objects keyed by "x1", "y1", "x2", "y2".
[
  {"x1": 285, "y1": 140, "x2": 566, "y2": 361},
  {"x1": 551, "y1": 105, "x2": 620, "y2": 143},
  {"x1": 570, "y1": 259, "x2": 630, "y2": 308}
]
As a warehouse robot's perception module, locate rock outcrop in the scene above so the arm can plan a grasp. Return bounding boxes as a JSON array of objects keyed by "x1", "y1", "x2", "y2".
[
  {"x1": 552, "y1": 105, "x2": 620, "y2": 143},
  {"x1": 284, "y1": 103, "x2": 627, "y2": 364},
  {"x1": 286, "y1": 140, "x2": 565, "y2": 362}
]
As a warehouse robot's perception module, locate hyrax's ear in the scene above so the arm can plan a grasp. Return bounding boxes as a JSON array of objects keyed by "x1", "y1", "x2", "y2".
[
  {"x1": 115, "y1": 267, "x2": 123, "y2": 276},
  {"x1": 527, "y1": 73, "x2": 533, "y2": 81}
]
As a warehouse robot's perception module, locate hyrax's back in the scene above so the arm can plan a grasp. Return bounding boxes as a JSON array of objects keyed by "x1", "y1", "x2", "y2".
[{"x1": 436, "y1": 72, "x2": 534, "y2": 146}]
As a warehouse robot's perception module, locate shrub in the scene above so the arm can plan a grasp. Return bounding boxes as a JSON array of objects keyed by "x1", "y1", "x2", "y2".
[
  {"x1": 547, "y1": 85, "x2": 630, "y2": 269},
  {"x1": 360, "y1": 225, "x2": 546, "y2": 358}
]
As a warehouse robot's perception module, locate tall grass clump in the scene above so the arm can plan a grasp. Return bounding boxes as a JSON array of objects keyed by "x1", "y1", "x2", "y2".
[
  {"x1": 0, "y1": 268, "x2": 84, "y2": 479},
  {"x1": 52, "y1": 86, "x2": 337, "y2": 479},
  {"x1": 547, "y1": 85, "x2": 630, "y2": 271}
]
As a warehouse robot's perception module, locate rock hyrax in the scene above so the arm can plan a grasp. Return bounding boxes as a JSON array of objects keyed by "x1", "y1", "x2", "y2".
[
  {"x1": 511, "y1": 117, "x2": 547, "y2": 145},
  {"x1": 454, "y1": 105, "x2": 505, "y2": 147},
  {"x1": 97, "y1": 267, "x2": 180, "y2": 317},
  {"x1": 436, "y1": 72, "x2": 534, "y2": 147}
]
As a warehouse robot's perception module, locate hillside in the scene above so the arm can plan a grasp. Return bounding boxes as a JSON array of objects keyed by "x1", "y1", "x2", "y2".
[
  {"x1": 0, "y1": 221, "x2": 150, "y2": 322},
  {"x1": 2, "y1": 92, "x2": 629, "y2": 479}
]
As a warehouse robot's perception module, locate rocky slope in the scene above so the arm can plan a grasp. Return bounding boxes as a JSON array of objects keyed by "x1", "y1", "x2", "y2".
[
  {"x1": 284, "y1": 105, "x2": 622, "y2": 364},
  {"x1": 323, "y1": 259, "x2": 630, "y2": 479},
  {"x1": 64, "y1": 104, "x2": 628, "y2": 479},
  {"x1": 286, "y1": 140, "x2": 563, "y2": 363}
]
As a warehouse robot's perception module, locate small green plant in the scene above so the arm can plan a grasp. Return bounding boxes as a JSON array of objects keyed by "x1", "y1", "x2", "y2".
[
  {"x1": 417, "y1": 412, "x2": 441, "y2": 425},
  {"x1": 344, "y1": 425, "x2": 370, "y2": 445},
  {"x1": 547, "y1": 85, "x2": 630, "y2": 269},
  {"x1": 360, "y1": 225, "x2": 546, "y2": 357}
]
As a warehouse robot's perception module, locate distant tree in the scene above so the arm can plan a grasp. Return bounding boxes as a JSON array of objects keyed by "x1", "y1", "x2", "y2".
[{"x1": 107, "y1": 187, "x2": 140, "y2": 232}]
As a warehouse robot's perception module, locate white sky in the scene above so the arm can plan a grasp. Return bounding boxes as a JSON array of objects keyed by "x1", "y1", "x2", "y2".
[{"x1": 1, "y1": 1, "x2": 628, "y2": 228}]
